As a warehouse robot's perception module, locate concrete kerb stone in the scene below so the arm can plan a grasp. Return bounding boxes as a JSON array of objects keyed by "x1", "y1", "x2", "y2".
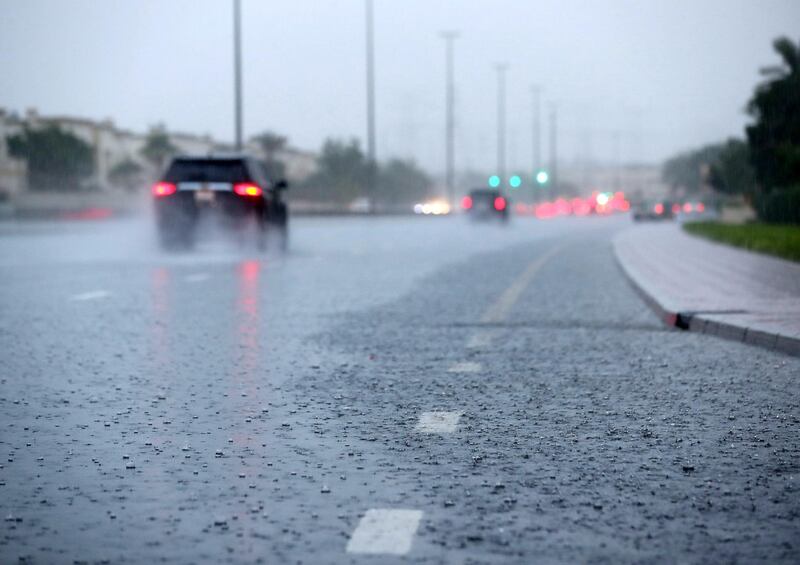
[
  {"x1": 775, "y1": 334, "x2": 800, "y2": 357},
  {"x1": 613, "y1": 234, "x2": 800, "y2": 358}
]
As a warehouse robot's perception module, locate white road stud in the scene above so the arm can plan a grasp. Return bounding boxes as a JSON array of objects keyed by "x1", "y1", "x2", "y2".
[
  {"x1": 414, "y1": 411, "x2": 462, "y2": 433},
  {"x1": 70, "y1": 290, "x2": 111, "y2": 301},
  {"x1": 447, "y1": 361, "x2": 482, "y2": 373},
  {"x1": 346, "y1": 508, "x2": 423, "y2": 555},
  {"x1": 466, "y1": 332, "x2": 493, "y2": 348}
]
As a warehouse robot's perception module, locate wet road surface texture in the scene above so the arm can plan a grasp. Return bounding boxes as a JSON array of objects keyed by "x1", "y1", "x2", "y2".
[{"x1": 1, "y1": 215, "x2": 798, "y2": 563}]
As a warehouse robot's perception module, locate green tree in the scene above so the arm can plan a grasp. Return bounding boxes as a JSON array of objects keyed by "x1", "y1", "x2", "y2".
[
  {"x1": 708, "y1": 139, "x2": 756, "y2": 197},
  {"x1": 252, "y1": 131, "x2": 288, "y2": 180},
  {"x1": 299, "y1": 138, "x2": 368, "y2": 203},
  {"x1": 746, "y1": 36, "x2": 800, "y2": 192},
  {"x1": 376, "y1": 159, "x2": 432, "y2": 207},
  {"x1": 662, "y1": 143, "x2": 725, "y2": 194},
  {"x1": 7, "y1": 125, "x2": 94, "y2": 191},
  {"x1": 108, "y1": 158, "x2": 144, "y2": 192},
  {"x1": 140, "y1": 129, "x2": 178, "y2": 172}
]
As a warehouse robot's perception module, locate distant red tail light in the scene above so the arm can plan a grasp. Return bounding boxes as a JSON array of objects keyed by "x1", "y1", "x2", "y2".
[
  {"x1": 494, "y1": 196, "x2": 506, "y2": 211},
  {"x1": 152, "y1": 182, "x2": 177, "y2": 197},
  {"x1": 234, "y1": 183, "x2": 263, "y2": 197},
  {"x1": 683, "y1": 202, "x2": 693, "y2": 213},
  {"x1": 654, "y1": 203, "x2": 664, "y2": 215},
  {"x1": 672, "y1": 203, "x2": 681, "y2": 214},
  {"x1": 461, "y1": 196, "x2": 473, "y2": 209},
  {"x1": 697, "y1": 202, "x2": 706, "y2": 212}
]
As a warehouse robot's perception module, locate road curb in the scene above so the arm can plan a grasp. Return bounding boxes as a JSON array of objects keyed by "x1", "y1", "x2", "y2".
[{"x1": 613, "y1": 237, "x2": 800, "y2": 358}]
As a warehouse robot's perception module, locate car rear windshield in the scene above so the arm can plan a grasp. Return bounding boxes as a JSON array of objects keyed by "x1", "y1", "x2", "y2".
[
  {"x1": 164, "y1": 159, "x2": 249, "y2": 183},
  {"x1": 469, "y1": 189, "x2": 499, "y2": 199}
]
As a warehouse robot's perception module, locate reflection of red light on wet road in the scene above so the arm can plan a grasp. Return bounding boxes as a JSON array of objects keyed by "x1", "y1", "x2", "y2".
[
  {"x1": 236, "y1": 259, "x2": 261, "y2": 385},
  {"x1": 61, "y1": 207, "x2": 113, "y2": 221}
]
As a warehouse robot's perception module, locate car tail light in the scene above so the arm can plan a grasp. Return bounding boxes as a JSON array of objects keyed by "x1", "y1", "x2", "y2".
[
  {"x1": 461, "y1": 196, "x2": 473, "y2": 209},
  {"x1": 683, "y1": 202, "x2": 693, "y2": 213},
  {"x1": 152, "y1": 182, "x2": 177, "y2": 197},
  {"x1": 234, "y1": 183, "x2": 263, "y2": 197},
  {"x1": 494, "y1": 196, "x2": 506, "y2": 211},
  {"x1": 654, "y1": 203, "x2": 664, "y2": 214},
  {"x1": 697, "y1": 202, "x2": 706, "y2": 212},
  {"x1": 672, "y1": 203, "x2": 681, "y2": 214}
]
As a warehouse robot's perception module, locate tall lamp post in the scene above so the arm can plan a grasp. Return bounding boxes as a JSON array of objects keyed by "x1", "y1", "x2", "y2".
[
  {"x1": 233, "y1": 0, "x2": 243, "y2": 151},
  {"x1": 495, "y1": 63, "x2": 509, "y2": 192},
  {"x1": 440, "y1": 31, "x2": 459, "y2": 206},
  {"x1": 549, "y1": 102, "x2": 558, "y2": 197},
  {"x1": 365, "y1": 0, "x2": 376, "y2": 213}
]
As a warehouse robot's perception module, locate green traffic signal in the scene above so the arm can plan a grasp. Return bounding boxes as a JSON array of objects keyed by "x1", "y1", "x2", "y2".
[
  {"x1": 488, "y1": 175, "x2": 501, "y2": 188},
  {"x1": 509, "y1": 175, "x2": 521, "y2": 188}
]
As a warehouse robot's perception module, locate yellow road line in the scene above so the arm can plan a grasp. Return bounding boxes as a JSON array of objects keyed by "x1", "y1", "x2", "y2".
[{"x1": 479, "y1": 244, "x2": 565, "y2": 324}]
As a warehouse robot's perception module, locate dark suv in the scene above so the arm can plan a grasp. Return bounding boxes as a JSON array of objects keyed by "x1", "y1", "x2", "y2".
[
  {"x1": 462, "y1": 188, "x2": 509, "y2": 222},
  {"x1": 152, "y1": 155, "x2": 288, "y2": 250}
]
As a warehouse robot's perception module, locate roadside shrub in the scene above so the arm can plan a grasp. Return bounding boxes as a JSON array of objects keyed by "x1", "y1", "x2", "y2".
[{"x1": 755, "y1": 185, "x2": 800, "y2": 224}]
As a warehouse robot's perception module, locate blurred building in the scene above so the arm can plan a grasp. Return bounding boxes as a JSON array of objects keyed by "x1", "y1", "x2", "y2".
[
  {"x1": 559, "y1": 162, "x2": 669, "y2": 202},
  {"x1": 0, "y1": 109, "x2": 27, "y2": 196},
  {"x1": 0, "y1": 107, "x2": 316, "y2": 193}
]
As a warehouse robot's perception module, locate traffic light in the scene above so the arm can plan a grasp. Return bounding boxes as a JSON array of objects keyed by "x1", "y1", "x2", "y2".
[
  {"x1": 488, "y1": 175, "x2": 501, "y2": 188},
  {"x1": 535, "y1": 170, "x2": 549, "y2": 185},
  {"x1": 509, "y1": 175, "x2": 521, "y2": 189}
]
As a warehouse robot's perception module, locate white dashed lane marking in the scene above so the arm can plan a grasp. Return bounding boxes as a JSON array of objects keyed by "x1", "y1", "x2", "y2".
[
  {"x1": 184, "y1": 273, "x2": 210, "y2": 283},
  {"x1": 346, "y1": 509, "x2": 423, "y2": 555},
  {"x1": 447, "y1": 361, "x2": 482, "y2": 373},
  {"x1": 466, "y1": 331, "x2": 494, "y2": 349},
  {"x1": 70, "y1": 290, "x2": 111, "y2": 301},
  {"x1": 415, "y1": 411, "x2": 462, "y2": 433}
]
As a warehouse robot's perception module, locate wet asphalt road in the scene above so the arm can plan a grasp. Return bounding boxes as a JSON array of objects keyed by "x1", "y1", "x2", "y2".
[{"x1": 1, "y1": 214, "x2": 798, "y2": 564}]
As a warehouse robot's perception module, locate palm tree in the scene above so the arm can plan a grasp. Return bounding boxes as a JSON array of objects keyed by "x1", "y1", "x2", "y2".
[
  {"x1": 252, "y1": 131, "x2": 288, "y2": 179},
  {"x1": 745, "y1": 36, "x2": 800, "y2": 192},
  {"x1": 140, "y1": 128, "x2": 178, "y2": 172}
]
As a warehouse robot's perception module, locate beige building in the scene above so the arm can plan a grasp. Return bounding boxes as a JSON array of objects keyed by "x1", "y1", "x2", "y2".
[{"x1": 0, "y1": 107, "x2": 317, "y2": 193}]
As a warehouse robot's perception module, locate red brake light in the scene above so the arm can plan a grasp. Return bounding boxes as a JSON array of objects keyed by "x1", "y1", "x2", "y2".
[
  {"x1": 672, "y1": 203, "x2": 681, "y2": 214},
  {"x1": 494, "y1": 196, "x2": 506, "y2": 211},
  {"x1": 697, "y1": 202, "x2": 705, "y2": 212},
  {"x1": 654, "y1": 203, "x2": 664, "y2": 214},
  {"x1": 461, "y1": 196, "x2": 473, "y2": 209},
  {"x1": 234, "y1": 183, "x2": 263, "y2": 197},
  {"x1": 152, "y1": 182, "x2": 177, "y2": 197},
  {"x1": 683, "y1": 202, "x2": 693, "y2": 213}
]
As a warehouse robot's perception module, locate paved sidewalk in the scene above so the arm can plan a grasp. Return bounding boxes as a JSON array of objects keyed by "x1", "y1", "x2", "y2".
[{"x1": 614, "y1": 223, "x2": 800, "y2": 356}]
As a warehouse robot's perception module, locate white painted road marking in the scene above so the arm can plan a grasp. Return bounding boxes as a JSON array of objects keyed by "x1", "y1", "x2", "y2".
[
  {"x1": 466, "y1": 330, "x2": 495, "y2": 349},
  {"x1": 346, "y1": 509, "x2": 423, "y2": 555},
  {"x1": 70, "y1": 290, "x2": 111, "y2": 301},
  {"x1": 448, "y1": 361, "x2": 482, "y2": 373},
  {"x1": 184, "y1": 273, "x2": 210, "y2": 283},
  {"x1": 480, "y1": 244, "x2": 565, "y2": 323},
  {"x1": 415, "y1": 411, "x2": 462, "y2": 433}
]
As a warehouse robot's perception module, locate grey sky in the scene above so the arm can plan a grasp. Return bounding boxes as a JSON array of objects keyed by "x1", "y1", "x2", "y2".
[{"x1": 1, "y1": 0, "x2": 798, "y2": 174}]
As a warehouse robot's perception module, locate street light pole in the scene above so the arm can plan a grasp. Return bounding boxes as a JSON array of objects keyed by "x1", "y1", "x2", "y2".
[
  {"x1": 495, "y1": 63, "x2": 508, "y2": 192},
  {"x1": 531, "y1": 85, "x2": 541, "y2": 175},
  {"x1": 365, "y1": 0, "x2": 376, "y2": 213},
  {"x1": 233, "y1": 0, "x2": 243, "y2": 151},
  {"x1": 440, "y1": 31, "x2": 458, "y2": 206},
  {"x1": 549, "y1": 102, "x2": 558, "y2": 196}
]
